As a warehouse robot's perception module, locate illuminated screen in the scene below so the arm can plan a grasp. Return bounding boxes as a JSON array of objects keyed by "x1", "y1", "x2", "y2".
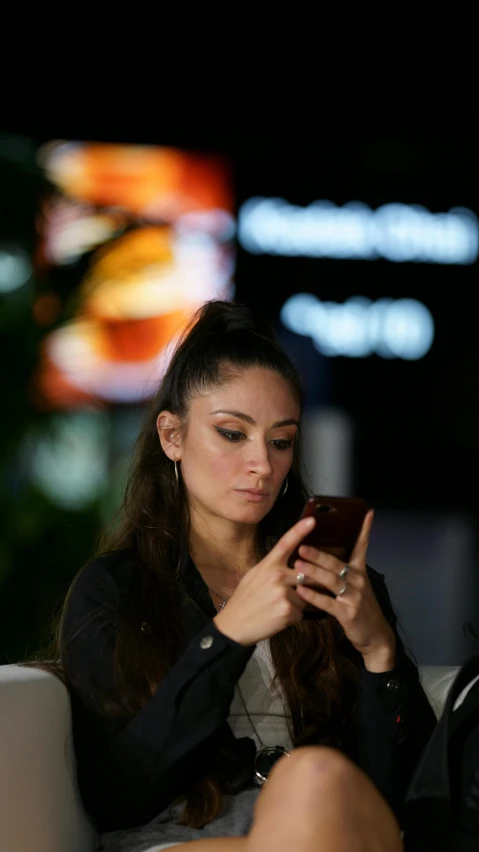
[{"x1": 33, "y1": 141, "x2": 235, "y2": 407}]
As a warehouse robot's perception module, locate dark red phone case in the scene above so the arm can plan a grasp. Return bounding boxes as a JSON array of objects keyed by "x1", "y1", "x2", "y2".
[{"x1": 289, "y1": 495, "x2": 370, "y2": 619}]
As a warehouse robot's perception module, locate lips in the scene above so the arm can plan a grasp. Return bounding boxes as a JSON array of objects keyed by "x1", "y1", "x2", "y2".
[{"x1": 235, "y1": 488, "x2": 271, "y2": 503}]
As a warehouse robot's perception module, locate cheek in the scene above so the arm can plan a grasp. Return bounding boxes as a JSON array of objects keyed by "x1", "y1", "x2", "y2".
[
  {"x1": 185, "y1": 433, "x2": 238, "y2": 483},
  {"x1": 200, "y1": 451, "x2": 235, "y2": 480}
]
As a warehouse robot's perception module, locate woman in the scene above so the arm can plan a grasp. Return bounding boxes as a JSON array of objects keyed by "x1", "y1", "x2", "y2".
[{"x1": 46, "y1": 300, "x2": 436, "y2": 851}]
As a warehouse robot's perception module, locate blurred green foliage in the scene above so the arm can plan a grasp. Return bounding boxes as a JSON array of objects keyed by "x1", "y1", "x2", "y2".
[{"x1": 0, "y1": 135, "x2": 117, "y2": 662}]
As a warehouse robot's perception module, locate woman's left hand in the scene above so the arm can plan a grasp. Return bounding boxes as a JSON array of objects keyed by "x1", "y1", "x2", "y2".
[{"x1": 294, "y1": 510, "x2": 397, "y2": 672}]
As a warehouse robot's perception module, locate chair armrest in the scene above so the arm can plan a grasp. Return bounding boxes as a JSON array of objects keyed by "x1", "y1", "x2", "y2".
[{"x1": 0, "y1": 664, "x2": 97, "y2": 852}]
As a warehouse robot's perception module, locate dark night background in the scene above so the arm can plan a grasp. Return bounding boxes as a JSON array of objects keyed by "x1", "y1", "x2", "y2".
[{"x1": 1, "y1": 113, "x2": 478, "y2": 666}]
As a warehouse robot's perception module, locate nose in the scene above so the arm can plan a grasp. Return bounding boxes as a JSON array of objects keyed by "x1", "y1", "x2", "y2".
[{"x1": 246, "y1": 438, "x2": 274, "y2": 479}]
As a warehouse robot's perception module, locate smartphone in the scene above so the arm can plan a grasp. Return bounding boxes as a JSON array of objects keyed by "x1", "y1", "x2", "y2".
[{"x1": 289, "y1": 495, "x2": 370, "y2": 619}]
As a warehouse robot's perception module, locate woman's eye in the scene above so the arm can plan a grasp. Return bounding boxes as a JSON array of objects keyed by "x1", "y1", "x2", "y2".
[
  {"x1": 216, "y1": 428, "x2": 244, "y2": 442},
  {"x1": 271, "y1": 439, "x2": 293, "y2": 450}
]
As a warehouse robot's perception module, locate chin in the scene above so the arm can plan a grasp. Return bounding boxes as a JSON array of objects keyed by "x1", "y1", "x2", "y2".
[{"x1": 229, "y1": 504, "x2": 272, "y2": 525}]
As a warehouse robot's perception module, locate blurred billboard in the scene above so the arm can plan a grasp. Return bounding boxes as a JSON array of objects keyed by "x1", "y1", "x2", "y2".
[{"x1": 33, "y1": 141, "x2": 235, "y2": 407}]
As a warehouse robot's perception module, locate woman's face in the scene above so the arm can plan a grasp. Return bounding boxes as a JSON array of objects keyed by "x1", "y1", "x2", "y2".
[{"x1": 179, "y1": 367, "x2": 300, "y2": 527}]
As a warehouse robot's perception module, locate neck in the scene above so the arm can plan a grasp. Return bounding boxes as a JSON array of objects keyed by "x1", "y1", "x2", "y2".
[{"x1": 188, "y1": 512, "x2": 259, "y2": 597}]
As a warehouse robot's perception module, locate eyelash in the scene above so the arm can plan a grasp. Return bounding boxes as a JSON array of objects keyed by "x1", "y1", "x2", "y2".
[{"x1": 215, "y1": 428, "x2": 293, "y2": 451}]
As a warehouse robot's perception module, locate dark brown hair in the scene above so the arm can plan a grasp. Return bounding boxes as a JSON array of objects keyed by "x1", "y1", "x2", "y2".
[{"x1": 31, "y1": 300, "x2": 362, "y2": 827}]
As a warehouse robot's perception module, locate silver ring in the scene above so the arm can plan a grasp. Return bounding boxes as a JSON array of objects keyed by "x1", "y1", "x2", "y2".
[
  {"x1": 339, "y1": 564, "x2": 350, "y2": 579},
  {"x1": 296, "y1": 572, "x2": 306, "y2": 586},
  {"x1": 337, "y1": 583, "x2": 348, "y2": 596}
]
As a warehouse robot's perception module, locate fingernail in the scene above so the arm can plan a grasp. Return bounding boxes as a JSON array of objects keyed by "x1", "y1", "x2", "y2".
[{"x1": 305, "y1": 517, "x2": 315, "y2": 526}]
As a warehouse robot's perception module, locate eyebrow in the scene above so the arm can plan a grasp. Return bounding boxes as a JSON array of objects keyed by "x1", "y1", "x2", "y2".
[{"x1": 210, "y1": 409, "x2": 300, "y2": 428}]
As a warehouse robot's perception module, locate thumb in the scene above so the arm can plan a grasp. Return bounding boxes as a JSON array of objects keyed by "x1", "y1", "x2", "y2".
[{"x1": 350, "y1": 509, "x2": 374, "y2": 565}]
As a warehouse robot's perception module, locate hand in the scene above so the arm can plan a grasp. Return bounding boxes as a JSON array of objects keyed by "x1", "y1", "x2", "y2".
[
  {"x1": 213, "y1": 516, "x2": 316, "y2": 646},
  {"x1": 293, "y1": 511, "x2": 397, "y2": 672}
]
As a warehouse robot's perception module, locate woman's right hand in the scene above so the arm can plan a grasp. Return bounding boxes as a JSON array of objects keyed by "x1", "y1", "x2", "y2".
[{"x1": 213, "y1": 515, "x2": 316, "y2": 646}]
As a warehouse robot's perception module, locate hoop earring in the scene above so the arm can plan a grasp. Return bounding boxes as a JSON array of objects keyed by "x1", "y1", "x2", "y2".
[
  {"x1": 279, "y1": 476, "x2": 288, "y2": 499},
  {"x1": 174, "y1": 459, "x2": 179, "y2": 488}
]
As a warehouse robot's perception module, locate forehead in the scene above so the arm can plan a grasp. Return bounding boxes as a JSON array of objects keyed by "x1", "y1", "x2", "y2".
[{"x1": 191, "y1": 367, "x2": 300, "y2": 420}]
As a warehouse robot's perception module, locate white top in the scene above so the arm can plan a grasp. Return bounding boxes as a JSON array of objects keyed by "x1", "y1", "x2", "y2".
[{"x1": 227, "y1": 640, "x2": 292, "y2": 750}]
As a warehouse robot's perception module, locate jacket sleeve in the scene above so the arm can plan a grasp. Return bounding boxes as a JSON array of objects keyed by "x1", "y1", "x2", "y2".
[
  {"x1": 355, "y1": 569, "x2": 437, "y2": 826},
  {"x1": 62, "y1": 554, "x2": 254, "y2": 829}
]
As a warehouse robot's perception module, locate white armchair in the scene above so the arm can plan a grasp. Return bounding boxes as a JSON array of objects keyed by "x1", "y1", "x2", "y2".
[
  {"x1": 0, "y1": 662, "x2": 462, "y2": 852},
  {"x1": 0, "y1": 665, "x2": 98, "y2": 852}
]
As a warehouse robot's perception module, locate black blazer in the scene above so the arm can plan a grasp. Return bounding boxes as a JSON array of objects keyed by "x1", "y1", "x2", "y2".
[{"x1": 62, "y1": 549, "x2": 436, "y2": 832}]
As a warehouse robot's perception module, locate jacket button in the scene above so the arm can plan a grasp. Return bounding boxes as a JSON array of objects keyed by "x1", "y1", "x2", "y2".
[
  {"x1": 200, "y1": 635, "x2": 214, "y2": 649},
  {"x1": 386, "y1": 678, "x2": 400, "y2": 692}
]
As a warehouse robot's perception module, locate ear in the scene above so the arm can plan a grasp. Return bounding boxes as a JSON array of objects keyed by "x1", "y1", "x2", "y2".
[{"x1": 156, "y1": 411, "x2": 183, "y2": 461}]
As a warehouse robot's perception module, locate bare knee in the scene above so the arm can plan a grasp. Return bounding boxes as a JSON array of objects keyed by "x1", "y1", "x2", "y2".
[
  {"x1": 249, "y1": 747, "x2": 402, "y2": 852},
  {"x1": 269, "y1": 745, "x2": 359, "y2": 795},
  {"x1": 253, "y1": 746, "x2": 363, "y2": 825},
  {"x1": 264, "y1": 745, "x2": 394, "y2": 828}
]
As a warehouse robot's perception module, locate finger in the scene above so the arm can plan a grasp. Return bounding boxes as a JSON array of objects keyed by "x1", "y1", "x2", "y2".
[
  {"x1": 295, "y1": 554, "x2": 364, "y2": 588},
  {"x1": 287, "y1": 589, "x2": 307, "y2": 610},
  {"x1": 294, "y1": 559, "x2": 357, "y2": 597},
  {"x1": 282, "y1": 566, "x2": 315, "y2": 588},
  {"x1": 350, "y1": 509, "x2": 374, "y2": 566},
  {"x1": 295, "y1": 584, "x2": 339, "y2": 617},
  {"x1": 297, "y1": 545, "x2": 344, "y2": 573},
  {"x1": 273, "y1": 515, "x2": 316, "y2": 562}
]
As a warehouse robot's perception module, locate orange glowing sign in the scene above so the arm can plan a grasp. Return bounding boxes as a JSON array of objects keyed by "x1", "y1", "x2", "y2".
[{"x1": 34, "y1": 141, "x2": 235, "y2": 407}]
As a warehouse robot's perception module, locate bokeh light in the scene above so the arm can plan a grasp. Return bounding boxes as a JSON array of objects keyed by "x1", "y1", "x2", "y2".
[{"x1": 34, "y1": 141, "x2": 236, "y2": 407}]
